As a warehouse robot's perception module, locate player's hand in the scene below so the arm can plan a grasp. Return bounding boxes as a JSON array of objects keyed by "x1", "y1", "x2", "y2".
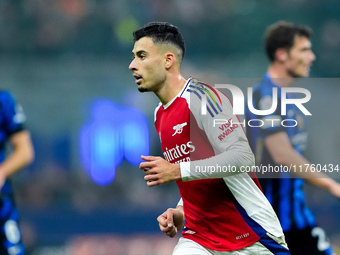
[
  {"x1": 139, "y1": 155, "x2": 181, "y2": 187},
  {"x1": 157, "y1": 207, "x2": 184, "y2": 238}
]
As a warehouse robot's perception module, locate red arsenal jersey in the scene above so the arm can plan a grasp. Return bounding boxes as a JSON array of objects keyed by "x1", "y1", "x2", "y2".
[{"x1": 154, "y1": 78, "x2": 284, "y2": 251}]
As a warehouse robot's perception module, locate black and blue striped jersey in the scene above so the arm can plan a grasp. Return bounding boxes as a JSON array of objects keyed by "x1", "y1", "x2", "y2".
[
  {"x1": 245, "y1": 75, "x2": 315, "y2": 232},
  {"x1": 0, "y1": 90, "x2": 26, "y2": 196},
  {"x1": 0, "y1": 90, "x2": 26, "y2": 255}
]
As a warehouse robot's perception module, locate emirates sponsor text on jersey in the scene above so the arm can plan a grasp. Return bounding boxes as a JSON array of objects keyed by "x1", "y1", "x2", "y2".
[{"x1": 163, "y1": 141, "x2": 195, "y2": 163}]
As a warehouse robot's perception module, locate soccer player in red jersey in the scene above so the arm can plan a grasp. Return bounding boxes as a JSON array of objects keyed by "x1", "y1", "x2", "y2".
[{"x1": 129, "y1": 22, "x2": 290, "y2": 254}]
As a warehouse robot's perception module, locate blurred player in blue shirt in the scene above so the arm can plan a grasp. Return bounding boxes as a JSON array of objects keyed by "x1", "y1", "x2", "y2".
[
  {"x1": 0, "y1": 90, "x2": 34, "y2": 255},
  {"x1": 246, "y1": 21, "x2": 340, "y2": 255}
]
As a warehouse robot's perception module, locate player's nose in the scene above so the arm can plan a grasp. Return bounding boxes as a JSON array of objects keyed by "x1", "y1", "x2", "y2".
[
  {"x1": 310, "y1": 51, "x2": 316, "y2": 62},
  {"x1": 129, "y1": 58, "x2": 137, "y2": 71}
]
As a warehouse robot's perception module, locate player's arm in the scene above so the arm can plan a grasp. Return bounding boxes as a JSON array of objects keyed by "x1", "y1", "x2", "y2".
[
  {"x1": 157, "y1": 204, "x2": 184, "y2": 238},
  {"x1": 140, "y1": 144, "x2": 254, "y2": 186},
  {"x1": 0, "y1": 130, "x2": 34, "y2": 187},
  {"x1": 177, "y1": 87, "x2": 255, "y2": 181},
  {"x1": 180, "y1": 142, "x2": 254, "y2": 181},
  {"x1": 265, "y1": 131, "x2": 340, "y2": 198}
]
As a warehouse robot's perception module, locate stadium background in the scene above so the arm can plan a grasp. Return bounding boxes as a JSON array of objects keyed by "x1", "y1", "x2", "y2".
[{"x1": 0, "y1": 0, "x2": 339, "y2": 254}]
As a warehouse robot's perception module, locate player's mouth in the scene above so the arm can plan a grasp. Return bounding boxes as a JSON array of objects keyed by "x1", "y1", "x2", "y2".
[
  {"x1": 306, "y1": 64, "x2": 312, "y2": 74},
  {"x1": 133, "y1": 73, "x2": 143, "y2": 85}
]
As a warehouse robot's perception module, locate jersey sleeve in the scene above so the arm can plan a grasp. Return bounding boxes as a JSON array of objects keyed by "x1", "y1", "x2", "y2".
[
  {"x1": 0, "y1": 91, "x2": 26, "y2": 136},
  {"x1": 180, "y1": 83, "x2": 255, "y2": 181},
  {"x1": 191, "y1": 83, "x2": 247, "y2": 152}
]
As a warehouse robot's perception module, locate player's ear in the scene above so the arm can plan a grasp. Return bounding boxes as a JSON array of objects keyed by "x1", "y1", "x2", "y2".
[
  {"x1": 275, "y1": 48, "x2": 288, "y2": 62},
  {"x1": 164, "y1": 52, "x2": 175, "y2": 69}
]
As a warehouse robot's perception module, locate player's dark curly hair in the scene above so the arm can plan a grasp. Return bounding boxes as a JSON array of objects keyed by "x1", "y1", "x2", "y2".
[
  {"x1": 265, "y1": 21, "x2": 313, "y2": 62},
  {"x1": 133, "y1": 22, "x2": 185, "y2": 61}
]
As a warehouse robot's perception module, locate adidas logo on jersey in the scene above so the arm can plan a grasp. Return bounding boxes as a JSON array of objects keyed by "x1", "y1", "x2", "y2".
[{"x1": 185, "y1": 230, "x2": 196, "y2": 235}]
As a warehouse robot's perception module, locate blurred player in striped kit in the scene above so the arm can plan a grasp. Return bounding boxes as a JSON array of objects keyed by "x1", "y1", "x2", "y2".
[
  {"x1": 0, "y1": 91, "x2": 34, "y2": 254},
  {"x1": 246, "y1": 21, "x2": 340, "y2": 255}
]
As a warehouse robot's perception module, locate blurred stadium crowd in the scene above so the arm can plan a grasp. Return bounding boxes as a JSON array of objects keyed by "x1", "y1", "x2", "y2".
[
  {"x1": 0, "y1": 0, "x2": 339, "y2": 77},
  {"x1": 0, "y1": 0, "x2": 339, "y2": 254}
]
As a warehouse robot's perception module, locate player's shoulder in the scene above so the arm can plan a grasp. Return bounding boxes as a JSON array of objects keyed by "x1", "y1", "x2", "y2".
[
  {"x1": 0, "y1": 90, "x2": 16, "y2": 106},
  {"x1": 182, "y1": 77, "x2": 227, "y2": 118},
  {"x1": 0, "y1": 90, "x2": 13, "y2": 98},
  {"x1": 184, "y1": 77, "x2": 219, "y2": 97},
  {"x1": 253, "y1": 77, "x2": 282, "y2": 100},
  {"x1": 153, "y1": 102, "x2": 162, "y2": 122}
]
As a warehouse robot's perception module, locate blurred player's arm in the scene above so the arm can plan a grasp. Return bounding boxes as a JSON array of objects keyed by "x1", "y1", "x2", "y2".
[
  {"x1": 0, "y1": 130, "x2": 34, "y2": 186},
  {"x1": 265, "y1": 131, "x2": 340, "y2": 198},
  {"x1": 157, "y1": 202, "x2": 184, "y2": 238}
]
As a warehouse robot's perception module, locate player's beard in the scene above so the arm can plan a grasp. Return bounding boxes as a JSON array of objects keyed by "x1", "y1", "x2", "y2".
[
  {"x1": 286, "y1": 59, "x2": 307, "y2": 78},
  {"x1": 287, "y1": 69, "x2": 301, "y2": 78},
  {"x1": 138, "y1": 86, "x2": 148, "y2": 92}
]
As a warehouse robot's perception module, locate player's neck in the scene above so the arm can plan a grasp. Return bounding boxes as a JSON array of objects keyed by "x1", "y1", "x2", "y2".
[
  {"x1": 155, "y1": 74, "x2": 187, "y2": 105},
  {"x1": 267, "y1": 64, "x2": 294, "y2": 87}
]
